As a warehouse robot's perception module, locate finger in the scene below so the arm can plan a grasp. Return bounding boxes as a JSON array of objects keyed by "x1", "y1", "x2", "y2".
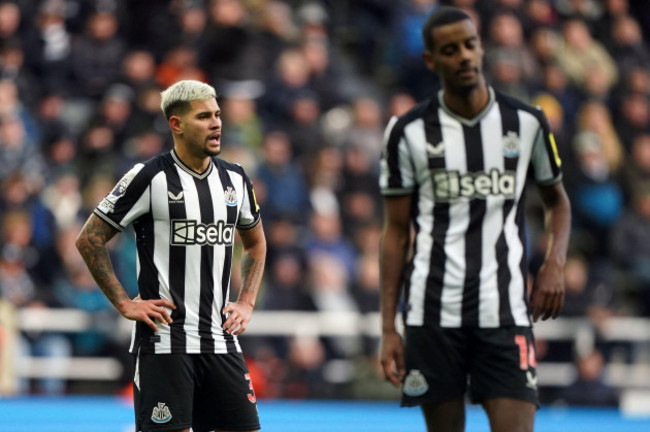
[
  {"x1": 143, "y1": 316, "x2": 158, "y2": 332},
  {"x1": 223, "y1": 318, "x2": 240, "y2": 334},
  {"x1": 154, "y1": 307, "x2": 173, "y2": 324},
  {"x1": 395, "y1": 350, "x2": 406, "y2": 382},
  {"x1": 531, "y1": 300, "x2": 541, "y2": 323},
  {"x1": 381, "y1": 359, "x2": 401, "y2": 387},
  {"x1": 551, "y1": 291, "x2": 564, "y2": 319},
  {"x1": 542, "y1": 292, "x2": 555, "y2": 321},
  {"x1": 231, "y1": 323, "x2": 245, "y2": 336},
  {"x1": 152, "y1": 299, "x2": 176, "y2": 310},
  {"x1": 149, "y1": 311, "x2": 169, "y2": 326},
  {"x1": 222, "y1": 315, "x2": 236, "y2": 330}
]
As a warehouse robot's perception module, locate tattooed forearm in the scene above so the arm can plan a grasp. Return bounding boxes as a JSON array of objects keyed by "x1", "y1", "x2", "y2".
[
  {"x1": 237, "y1": 221, "x2": 266, "y2": 306},
  {"x1": 76, "y1": 215, "x2": 130, "y2": 310},
  {"x1": 240, "y1": 253, "x2": 264, "y2": 297}
]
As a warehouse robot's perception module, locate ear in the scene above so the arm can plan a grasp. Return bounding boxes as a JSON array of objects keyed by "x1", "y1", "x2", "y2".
[
  {"x1": 169, "y1": 115, "x2": 183, "y2": 135},
  {"x1": 423, "y1": 50, "x2": 436, "y2": 72}
]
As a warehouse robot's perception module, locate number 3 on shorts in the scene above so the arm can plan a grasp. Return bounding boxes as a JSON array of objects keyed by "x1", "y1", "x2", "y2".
[
  {"x1": 244, "y1": 373, "x2": 257, "y2": 403},
  {"x1": 514, "y1": 335, "x2": 537, "y2": 370}
]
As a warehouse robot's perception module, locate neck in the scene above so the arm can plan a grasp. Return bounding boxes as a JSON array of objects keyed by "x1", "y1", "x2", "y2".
[
  {"x1": 174, "y1": 143, "x2": 210, "y2": 173},
  {"x1": 443, "y1": 80, "x2": 490, "y2": 119}
]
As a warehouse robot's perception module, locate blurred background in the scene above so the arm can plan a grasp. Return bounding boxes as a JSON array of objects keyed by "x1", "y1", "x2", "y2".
[{"x1": 0, "y1": 0, "x2": 649, "y2": 421}]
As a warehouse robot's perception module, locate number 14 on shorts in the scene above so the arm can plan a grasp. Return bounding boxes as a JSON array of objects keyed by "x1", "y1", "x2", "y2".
[{"x1": 514, "y1": 335, "x2": 537, "y2": 370}]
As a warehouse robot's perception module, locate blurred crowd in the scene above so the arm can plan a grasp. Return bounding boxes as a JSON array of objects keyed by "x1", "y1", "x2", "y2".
[{"x1": 0, "y1": 0, "x2": 649, "y2": 404}]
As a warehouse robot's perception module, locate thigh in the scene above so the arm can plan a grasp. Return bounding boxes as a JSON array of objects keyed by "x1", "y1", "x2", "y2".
[
  {"x1": 421, "y1": 398, "x2": 466, "y2": 432},
  {"x1": 192, "y1": 353, "x2": 261, "y2": 432},
  {"x1": 402, "y1": 326, "x2": 469, "y2": 407},
  {"x1": 468, "y1": 327, "x2": 539, "y2": 407},
  {"x1": 483, "y1": 398, "x2": 535, "y2": 432},
  {"x1": 134, "y1": 353, "x2": 194, "y2": 432}
]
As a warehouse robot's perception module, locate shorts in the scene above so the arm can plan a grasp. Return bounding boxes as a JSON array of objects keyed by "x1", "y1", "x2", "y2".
[
  {"x1": 402, "y1": 325, "x2": 539, "y2": 408},
  {"x1": 133, "y1": 352, "x2": 260, "y2": 432}
]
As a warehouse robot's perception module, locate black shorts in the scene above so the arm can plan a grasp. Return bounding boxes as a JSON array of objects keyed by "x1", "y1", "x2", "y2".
[
  {"x1": 402, "y1": 326, "x2": 539, "y2": 408},
  {"x1": 133, "y1": 352, "x2": 260, "y2": 432}
]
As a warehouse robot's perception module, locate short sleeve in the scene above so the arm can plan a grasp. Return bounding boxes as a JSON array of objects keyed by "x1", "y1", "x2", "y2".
[
  {"x1": 236, "y1": 168, "x2": 261, "y2": 229},
  {"x1": 94, "y1": 164, "x2": 151, "y2": 231},
  {"x1": 379, "y1": 116, "x2": 415, "y2": 195},
  {"x1": 530, "y1": 111, "x2": 563, "y2": 186}
]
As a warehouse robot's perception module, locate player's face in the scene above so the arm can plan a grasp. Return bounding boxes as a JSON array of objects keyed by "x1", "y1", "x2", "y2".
[
  {"x1": 423, "y1": 19, "x2": 484, "y2": 93},
  {"x1": 181, "y1": 98, "x2": 222, "y2": 157}
]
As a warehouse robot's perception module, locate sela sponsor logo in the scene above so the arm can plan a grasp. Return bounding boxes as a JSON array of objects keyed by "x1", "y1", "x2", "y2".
[
  {"x1": 167, "y1": 190, "x2": 184, "y2": 203},
  {"x1": 151, "y1": 402, "x2": 172, "y2": 424},
  {"x1": 224, "y1": 186, "x2": 238, "y2": 206},
  {"x1": 502, "y1": 131, "x2": 520, "y2": 158},
  {"x1": 432, "y1": 168, "x2": 516, "y2": 201},
  {"x1": 403, "y1": 369, "x2": 429, "y2": 397},
  {"x1": 171, "y1": 219, "x2": 234, "y2": 246}
]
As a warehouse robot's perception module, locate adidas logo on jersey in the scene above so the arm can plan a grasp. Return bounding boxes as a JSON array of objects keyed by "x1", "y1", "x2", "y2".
[
  {"x1": 171, "y1": 219, "x2": 234, "y2": 246},
  {"x1": 432, "y1": 168, "x2": 516, "y2": 201}
]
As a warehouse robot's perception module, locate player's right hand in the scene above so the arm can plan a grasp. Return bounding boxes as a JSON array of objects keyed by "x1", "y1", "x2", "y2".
[
  {"x1": 380, "y1": 330, "x2": 406, "y2": 387},
  {"x1": 120, "y1": 296, "x2": 176, "y2": 332}
]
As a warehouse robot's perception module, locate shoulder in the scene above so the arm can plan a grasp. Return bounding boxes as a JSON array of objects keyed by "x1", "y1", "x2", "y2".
[
  {"x1": 213, "y1": 157, "x2": 248, "y2": 178},
  {"x1": 395, "y1": 98, "x2": 435, "y2": 127},
  {"x1": 387, "y1": 97, "x2": 436, "y2": 140},
  {"x1": 494, "y1": 91, "x2": 548, "y2": 127},
  {"x1": 131, "y1": 153, "x2": 172, "y2": 181}
]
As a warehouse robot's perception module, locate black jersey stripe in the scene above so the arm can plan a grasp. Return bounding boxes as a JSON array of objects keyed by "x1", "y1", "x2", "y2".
[
  {"x1": 461, "y1": 123, "x2": 485, "y2": 327},
  {"x1": 216, "y1": 160, "x2": 238, "y2": 353},
  {"x1": 496, "y1": 101, "x2": 520, "y2": 326},
  {"x1": 166, "y1": 165, "x2": 187, "y2": 352},
  {"x1": 194, "y1": 176, "x2": 216, "y2": 353},
  {"x1": 133, "y1": 206, "x2": 156, "y2": 350},
  {"x1": 516, "y1": 183, "x2": 530, "y2": 322},
  {"x1": 423, "y1": 100, "x2": 448, "y2": 326}
]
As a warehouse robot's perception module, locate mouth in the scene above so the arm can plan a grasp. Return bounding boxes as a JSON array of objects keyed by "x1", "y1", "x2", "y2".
[
  {"x1": 207, "y1": 133, "x2": 221, "y2": 145},
  {"x1": 457, "y1": 68, "x2": 477, "y2": 78}
]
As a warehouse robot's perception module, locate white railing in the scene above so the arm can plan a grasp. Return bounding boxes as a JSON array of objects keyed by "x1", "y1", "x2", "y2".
[{"x1": 9, "y1": 308, "x2": 650, "y2": 389}]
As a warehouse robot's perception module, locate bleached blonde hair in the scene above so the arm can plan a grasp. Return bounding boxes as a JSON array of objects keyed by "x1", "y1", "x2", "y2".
[{"x1": 160, "y1": 80, "x2": 216, "y2": 119}]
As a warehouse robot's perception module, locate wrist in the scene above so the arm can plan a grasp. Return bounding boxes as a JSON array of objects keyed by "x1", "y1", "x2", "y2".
[
  {"x1": 116, "y1": 297, "x2": 131, "y2": 314},
  {"x1": 237, "y1": 295, "x2": 256, "y2": 309}
]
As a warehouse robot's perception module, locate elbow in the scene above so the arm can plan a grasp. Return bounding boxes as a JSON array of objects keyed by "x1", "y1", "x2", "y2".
[{"x1": 75, "y1": 232, "x2": 87, "y2": 254}]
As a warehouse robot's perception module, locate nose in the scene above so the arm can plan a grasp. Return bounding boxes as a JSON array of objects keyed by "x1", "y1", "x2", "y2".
[
  {"x1": 458, "y1": 45, "x2": 472, "y2": 63},
  {"x1": 211, "y1": 115, "x2": 221, "y2": 130}
]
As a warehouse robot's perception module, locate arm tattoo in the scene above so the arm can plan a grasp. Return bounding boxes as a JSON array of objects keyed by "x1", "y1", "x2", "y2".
[
  {"x1": 240, "y1": 252, "x2": 264, "y2": 296},
  {"x1": 238, "y1": 222, "x2": 265, "y2": 301},
  {"x1": 76, "y1": 215, "x2": 130, "y2": 309}
]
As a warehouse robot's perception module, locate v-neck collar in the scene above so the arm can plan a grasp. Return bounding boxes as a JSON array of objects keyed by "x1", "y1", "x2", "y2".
[
  {"x1": 171, "y1": 149, "x2": 214, "y2": 179},
  {"x1": 437, "y1": 86, "x2": 495, "y2": 127}
]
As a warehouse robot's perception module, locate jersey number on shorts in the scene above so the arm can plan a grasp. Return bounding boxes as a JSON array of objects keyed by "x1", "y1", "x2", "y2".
[
  {"x1": 514, "y1": 335, "x2": 537, "y2": 370},
  {"x1": 245, "y1": 373, "x2": 257, "y2": 403}
]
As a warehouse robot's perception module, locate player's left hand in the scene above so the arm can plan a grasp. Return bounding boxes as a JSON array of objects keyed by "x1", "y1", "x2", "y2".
[
  {"x1": 530, "y1": 260, "x2": 565, "y2": 322},
  {"x1": 222, "y1": 301, "x2": 254, "y2": 335}
]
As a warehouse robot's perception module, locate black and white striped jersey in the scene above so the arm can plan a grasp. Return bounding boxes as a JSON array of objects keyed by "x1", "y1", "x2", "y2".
[
  {"x1": 379, "y1": 88, "x2": 562, "y2": 329},
  {"x1": 94, "y1": 149, "x2": 261, "y2": 354}
]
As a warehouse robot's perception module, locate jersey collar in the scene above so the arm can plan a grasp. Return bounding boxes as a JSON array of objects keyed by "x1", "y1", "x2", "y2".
[
  {"x1": 437, "y1": 86, "x2": 495, "y2": 127},
  {"x1": 171, "y1": 149, "x2": 214, "y2": 179}
]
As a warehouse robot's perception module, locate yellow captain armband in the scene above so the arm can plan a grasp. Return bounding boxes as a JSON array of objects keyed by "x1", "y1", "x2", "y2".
[{"x1": 549, "y1": 133, "x2": 561, "y2": 168}]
